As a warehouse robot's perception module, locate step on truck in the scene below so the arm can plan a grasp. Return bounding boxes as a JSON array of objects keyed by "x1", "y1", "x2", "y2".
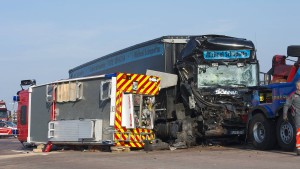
[
  {"x1": 69, "y1": 35, "x2": 260, "y2": 147},
  {"x1": 15, "y1": 73, "x2": 161, "y2": 148},
  {"x1": 249, "y1": 45, "x2": 300, "y2": 151}
]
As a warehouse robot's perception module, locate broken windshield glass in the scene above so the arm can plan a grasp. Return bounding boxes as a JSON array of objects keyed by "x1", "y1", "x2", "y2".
[{"x1": 197, "y1": 64, "x2": 258, "y2": 88}]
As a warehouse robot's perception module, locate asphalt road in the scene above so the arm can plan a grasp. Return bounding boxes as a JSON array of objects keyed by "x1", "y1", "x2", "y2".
[{"x1": 0, "y1": 138, "x2": 299, "y2": 169}]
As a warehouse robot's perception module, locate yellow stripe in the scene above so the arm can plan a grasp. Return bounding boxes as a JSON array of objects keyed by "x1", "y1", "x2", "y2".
[
  {"x1": 116, "y1": 133, "x2": 121, "y2": 141},
  {"x1": 115, "y1": 122, "x2": 121, "y2": 129},
  {"x1": 130, "y1": 134, "x2": 136, "y2": 142},
  {"x1": 146, "y1": 83, "x2": 155, "y2": 94},
  {"x1": 136, "y1": 74, "x2": 143, "y2": 82},
  {"x1": 130, "y1": 143, "x2": 135, "y2": 147},
  {"x1": 115, "y1": 112, "x2": 121, "y2": 120},
  {"x1": 116, "y1": 91, "x2": 121, "y2": 106},
  {"x1": 119, "y1": 128, "x2": 125, "y2": 133},
  {"x1": 117, "y1": 73, "x2": 124, "y2": 81},
  {"x1": 139, "y1": 77, "x2": 149, "y2": 92},
  {"x1": 120, "y1": 74, "x2": 136, "y2": 91},
  {"x1": 152, "y1": 87, "x2": 159, "y2": 95},
  {"x1": 140, "y1": 81, "x2": 151, "y2": 93},
  {"x1": 122, "y1": 79, "x2": 133, "y2": 91},
  {"x1": 117, "y1": 79, "x2": 126, "y2": 88},
  {"x1": 115, "y1": 97, "x2": 120, "y2": 106},
  {"x1": 131, "y1": 74, "x2": 138, "y2": 81}
]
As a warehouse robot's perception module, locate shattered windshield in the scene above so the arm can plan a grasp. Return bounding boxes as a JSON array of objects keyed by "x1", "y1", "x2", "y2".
[{"x1": 197, "y1": 64, "x2": 258, "y2": 88}]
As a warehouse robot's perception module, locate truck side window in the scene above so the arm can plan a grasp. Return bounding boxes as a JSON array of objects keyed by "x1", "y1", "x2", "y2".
[
  {"x1": 20, "y1": 105, "x2": 27, "y2": 125},
  {"x1": 100, "y1": 80, "x2": 111, "y2": 101}
]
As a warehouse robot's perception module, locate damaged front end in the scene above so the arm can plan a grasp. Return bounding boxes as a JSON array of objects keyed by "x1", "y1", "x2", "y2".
[{"x1": 155, "y1": 35, "x2": 258, "y2": 146}]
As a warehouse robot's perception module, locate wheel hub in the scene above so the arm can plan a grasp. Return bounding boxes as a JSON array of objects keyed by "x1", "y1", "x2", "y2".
[
  {"x1": 280, "y1": 122, "x2": 293, "y2": 144},
  {"x1": 253, "y1": 122, "x2": 265, "y2": 143}
]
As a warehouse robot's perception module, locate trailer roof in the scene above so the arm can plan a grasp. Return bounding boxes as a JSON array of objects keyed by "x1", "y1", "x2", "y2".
[
  {"x1": 31, "y1": 73, "x2": 112, "y2": 88},
  {"x1": 68, "y1": 34, "x2": 248, "y2": 75},
  {"x1": 69, "y1": 35, "x2": 191, "y2": 74}
]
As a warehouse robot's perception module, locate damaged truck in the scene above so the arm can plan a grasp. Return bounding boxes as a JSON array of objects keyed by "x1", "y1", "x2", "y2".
[{"x1": 69, "y1": 35, "x2": 259, "y2": 147}]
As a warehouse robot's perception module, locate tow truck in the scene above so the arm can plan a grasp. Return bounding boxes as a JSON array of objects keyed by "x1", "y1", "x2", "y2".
[{"x1": 248, "y1": 45, "x2": 300, "y2": 150}]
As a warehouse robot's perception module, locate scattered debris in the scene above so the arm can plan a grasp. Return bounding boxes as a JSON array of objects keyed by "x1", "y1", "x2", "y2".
[
  {"x1": 33, "y1": 144, "x2": 45, "y2": 153},
  {"x1": 110, "y1": 146, "x2": 131, "y2": 153}
]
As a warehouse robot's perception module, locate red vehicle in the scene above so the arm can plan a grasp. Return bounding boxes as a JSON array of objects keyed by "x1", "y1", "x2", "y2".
[
  {"x1": 0, "y1": 100, "x2": 8, "y2": 121},
  {"x1": 0, "y1": 121, "x2": 18, "y2": 138},
  {"x1": 15, "y1": 81, "x2": 31, "y2": 144}
]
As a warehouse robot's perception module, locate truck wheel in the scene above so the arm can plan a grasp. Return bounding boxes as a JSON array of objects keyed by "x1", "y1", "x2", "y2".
[
  {"x1": 287, "y1": 45, "x2": 300, "y2": 57},
  {"x1": 276, "y1": 114, "x2": 295, "y2": 151},
  {"x1": 249, "y1": 114, "x2": 276, "y2": 150}
]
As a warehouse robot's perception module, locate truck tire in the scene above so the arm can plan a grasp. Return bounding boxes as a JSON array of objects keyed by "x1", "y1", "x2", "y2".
[
  {"x1": 287, "y1": 45, "x2": 300, "y2": 57},
  {"x1": 249, "y1": 114, "x2": 276, "y2": 150},
  {"x1": 276, "y1": 114, "x2": 296, "y2": 151}
]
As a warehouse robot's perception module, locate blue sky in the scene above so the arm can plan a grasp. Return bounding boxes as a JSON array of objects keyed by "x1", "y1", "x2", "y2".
[{"x1": 1, "y1": 0, "x2": 299, "y2": 110}]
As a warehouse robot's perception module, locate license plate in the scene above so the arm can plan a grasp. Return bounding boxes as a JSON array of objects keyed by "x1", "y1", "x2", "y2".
[{"x1": 229, "y1": 130, "x2": 245, "y2": 135}]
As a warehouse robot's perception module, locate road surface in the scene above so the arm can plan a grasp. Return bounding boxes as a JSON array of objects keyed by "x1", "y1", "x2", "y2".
[{"x1": 0, "y1": 138, "x2": 299, "y2": 169}]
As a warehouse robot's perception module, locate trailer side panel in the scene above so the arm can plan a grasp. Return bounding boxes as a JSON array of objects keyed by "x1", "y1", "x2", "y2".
[{"x1": 55, "y1": 78, "x2": 113, "y2": 141}]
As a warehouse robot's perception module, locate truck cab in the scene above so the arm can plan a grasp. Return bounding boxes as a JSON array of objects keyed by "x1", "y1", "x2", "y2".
[
  {"x1": 14, "y1": 80, "x2": 35, "y2": 145},
  {"x1": 0, "y1": 101, "x2": 8, "y2": 121}
]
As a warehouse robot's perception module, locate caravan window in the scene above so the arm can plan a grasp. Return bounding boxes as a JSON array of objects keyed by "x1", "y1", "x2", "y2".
[
  {"x1": 46, "y1": 85, "x2": 54, "y2": 102},
  {"x1": 56, "y1": 81, "x2": 83, "y2": 102},
  {"x1": 100, "y1": 80, "x2": 111, "y2": 101}
]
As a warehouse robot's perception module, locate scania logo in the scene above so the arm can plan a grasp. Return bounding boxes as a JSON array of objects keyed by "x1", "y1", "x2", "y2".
[{"x1": 215, "y1": 88, "x2": 238, "y2": 95}]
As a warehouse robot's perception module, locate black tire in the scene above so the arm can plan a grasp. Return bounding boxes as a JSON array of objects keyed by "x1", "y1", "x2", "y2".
[
  {"x1": 287, "y1": 45, "x2": 300, "y2": 57},
  {"x1": 249, "y1": 114, "x2": 276, "y2": 150},
  {"x1": 276, "y1": 114, "x2": 296, "y2": 151}
]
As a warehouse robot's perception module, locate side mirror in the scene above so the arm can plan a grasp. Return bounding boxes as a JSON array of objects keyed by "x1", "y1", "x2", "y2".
[
  {"x1": 287, "y1": 45, "x2": 300, "y2": 57},
  {"x1": 21, "y1": 79, "x2": 36, "y2": 86}
]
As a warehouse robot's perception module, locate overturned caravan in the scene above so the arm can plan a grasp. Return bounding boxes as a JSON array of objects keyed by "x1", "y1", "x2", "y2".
[{"x1": 16, "y1": 73, "x2": 160, "y2": 148}]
